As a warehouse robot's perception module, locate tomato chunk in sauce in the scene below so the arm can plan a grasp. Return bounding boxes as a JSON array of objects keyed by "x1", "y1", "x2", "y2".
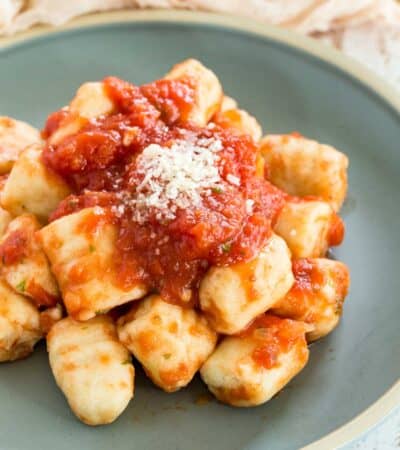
[{"x1": 43, "y1": 76, "x2": 285, "y2": 305}]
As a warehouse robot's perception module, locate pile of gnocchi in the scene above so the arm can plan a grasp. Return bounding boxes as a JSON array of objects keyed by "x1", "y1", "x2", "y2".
[{"x1": 0, "y1": 59, "x2": 349, "y2": 426}]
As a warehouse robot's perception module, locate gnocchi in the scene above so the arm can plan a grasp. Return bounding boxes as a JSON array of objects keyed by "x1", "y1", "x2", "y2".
[
  {"x1": 274, "y1": 198, "x2": 344, "y2": 258},
  {"x1": 260, "y1": 134, "x2": 348, "y2": 211},
  {"x1": 0, "y1": 279, "x2": 42, "y2": 362},
  {"x1": 213, "y1": 107, "x2": 262, "y2": 142},
  {"x1": 48, "y1": 82, "x2": 115, "y2": 146},
  {"x1": 0, "y1": 116, "x2": 41, "y2": 174},
  {"x1": 165, "y1": 58, "x2": 223, "y2": 125},
  {"x1": 1, "y1": 143, "x2": 70, "y2": 221},
  {"x1": 38, "y1": 207, "x2": 147, "y2": 321},
  {"x1": 0, "y1": 59, "x2": 349, "y2": 420},
  {"x1": 199, "y1": 234, "x2": 294, "y2": 334},
  {"x1": 0, "y1": 213, "x2": 59, "y2": 307},
  {"x1": 200, "y1": 315, "x2": 309, "y2": 407},
  {"x1": 271, "y1": 258, "x2": 350, "y2": 341},
  {"x1": 47, "y1": 316, "x2": 134, "y2": 425},
  {"x1": 118, "y1": 295, "x2": 217, "y2": 392}
]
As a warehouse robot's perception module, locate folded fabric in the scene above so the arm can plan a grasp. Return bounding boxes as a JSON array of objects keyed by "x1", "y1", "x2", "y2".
[{"x1": 0, "y1": 0, "x2": 399, "y2": 89}]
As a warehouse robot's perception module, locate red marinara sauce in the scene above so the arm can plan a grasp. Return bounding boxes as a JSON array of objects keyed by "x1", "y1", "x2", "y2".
[
  {"x1": 42, "y1": 109, "x2": 69, "y2": 139},
  {"x1": 0, "y1": 229, "x2": 28, "y2": 266},
  {"x1": 328, "y1": 213, "x2": 345, "y2": 247},
  {"x1": 240, "y1": 314, "x2": 307, "y2": 369},
  {"x1": 42, "y1": 76, "x2": 285, "y2": 305},
  {"x1": 291, "y1": 259, "x2": 324, "y2": 293},
  {"x1": 276, "y1": 259, "x2": 325, "y2": 317}
]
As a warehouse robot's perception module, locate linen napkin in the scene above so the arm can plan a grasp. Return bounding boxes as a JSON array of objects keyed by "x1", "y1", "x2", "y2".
[{"x1": 1, "y1": 0, "x2": 400, "y2": 88}]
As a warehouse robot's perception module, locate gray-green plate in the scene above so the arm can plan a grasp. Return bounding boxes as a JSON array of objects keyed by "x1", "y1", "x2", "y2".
[{"x1": 0, "y1": 10, "x2": 399, "y2": 450}]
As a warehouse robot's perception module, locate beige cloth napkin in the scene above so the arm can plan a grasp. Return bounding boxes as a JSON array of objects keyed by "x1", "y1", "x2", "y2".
[{"x1": 1, "y1": 0, "x2": 400, "y2": 89}]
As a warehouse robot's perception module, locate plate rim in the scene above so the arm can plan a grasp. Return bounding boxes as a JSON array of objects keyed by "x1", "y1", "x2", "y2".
[{"x1": 1, "y1": 9, "x2": 399, "y2": 449}]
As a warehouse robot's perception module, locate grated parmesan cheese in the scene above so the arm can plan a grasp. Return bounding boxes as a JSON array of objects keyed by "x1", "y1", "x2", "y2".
[
  {"x1": 122, "y1": 126, "x2": 140, "y2": 146},
  {"x1": 226, "y1": 174, "x2": 240, "y2": 186},
  {"x1": 93, "y1": 206, "x2": 105, "y2": 216},
  {"x1": 245, "y1": 199, "x2": 254, "y2": 214},
  {"x1": 126, "y1": 138, "x2": 225, "y2": 223}
]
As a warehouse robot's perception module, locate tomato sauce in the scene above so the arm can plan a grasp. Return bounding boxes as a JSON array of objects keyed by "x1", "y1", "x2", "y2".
[
  {"x1": 140, "y1": 77, "x2": 196, "y2": 124},
  {"x1": 240, "y1": 314, "x2": 306, "y2": 369},
  {"x1": 42, "y1": 76, "x2": 286, "y2": 305},
  {"x1": 41, "y1": 109, "x2": 70, "y2": 139},
  {"x1": 0, "y1": 229, "x2": 28, "y2": 265},
  {"x1": 291, "y1": 259, "x2": 323, "y2": 293},
  {"x1": 272, "y1": 259, "x2": 324, "y2": 319},
  {"x1": 328, "y1": 213, "x2": 345, "y2": 247},
  {"x1": 26, "y1": 280, "x2": 58, "y2": 308}
]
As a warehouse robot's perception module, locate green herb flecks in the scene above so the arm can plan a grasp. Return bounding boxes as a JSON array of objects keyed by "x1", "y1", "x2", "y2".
[
  {"x1": 221, "y1": 242, "x2": 232, "y2": 253},
  {"x1": 16, "y1": 279, "x2": 26, "y2": 292}
]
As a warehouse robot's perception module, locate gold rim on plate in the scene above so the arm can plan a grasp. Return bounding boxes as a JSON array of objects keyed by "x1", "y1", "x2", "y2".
[{"x1": 1, "y1": 9, "x2": 399, "y2": 450}]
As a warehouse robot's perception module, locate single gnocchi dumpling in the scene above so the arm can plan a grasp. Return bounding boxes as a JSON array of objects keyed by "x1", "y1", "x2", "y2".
[
  {"x1": 0, "y1": 279, "x2": 42, "y2": 362},
  {"x1": 274, "y1": 198, "x2": 344, "y2": 258},
  {"x1": 0, "y1": 143, "x2": 71, "y2": 221},
  {"x1": 0, "y1": 116, "x2": 41, "y2": 174},
  {"x1": 70, "y1": 81, "x2": 115, "y2": 119},
  {"x1": 0, "y1": 214, "x2": 59, "y2": 307},
  {"x1": 118, "y1": 294, "x2": 217, "y2": 392},
  {"x1": 48, "y1": 82, "x2": 115, "y2": 146},
  {"x1": 38, "y1": 207, "x2": 147, "y2": 321},
  {"x1": 213, "y1": 108, "x2": 262, "y2": 142},
  {"x1": 260, "y1": 134, "x2": 348, "y2": 211},
  {"x1": 200, "y1": 315, "x2": 309, "y2": 407},
  {"x1": 271, "y1": 258, "x2": 350, "y2": 341},
  {"x1": 165, "y1": 59, "x2": 223, "y2": 126},
  {"x1": 199, "y1": 233, "x2": 294, "y2": 334},
  {"x1": 47, "y1": 316, "x2": 134, "y2": 425}
]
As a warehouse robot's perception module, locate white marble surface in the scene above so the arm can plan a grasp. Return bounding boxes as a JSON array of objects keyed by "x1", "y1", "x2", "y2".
[{"x1": 344, "y1": 407, "x2": 400, "y2": 449}]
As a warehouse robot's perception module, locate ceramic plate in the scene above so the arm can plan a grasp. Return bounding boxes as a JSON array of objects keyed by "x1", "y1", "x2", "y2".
[{"x1": 0, "y1": 10, "x2": 399, "y2": 450}]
